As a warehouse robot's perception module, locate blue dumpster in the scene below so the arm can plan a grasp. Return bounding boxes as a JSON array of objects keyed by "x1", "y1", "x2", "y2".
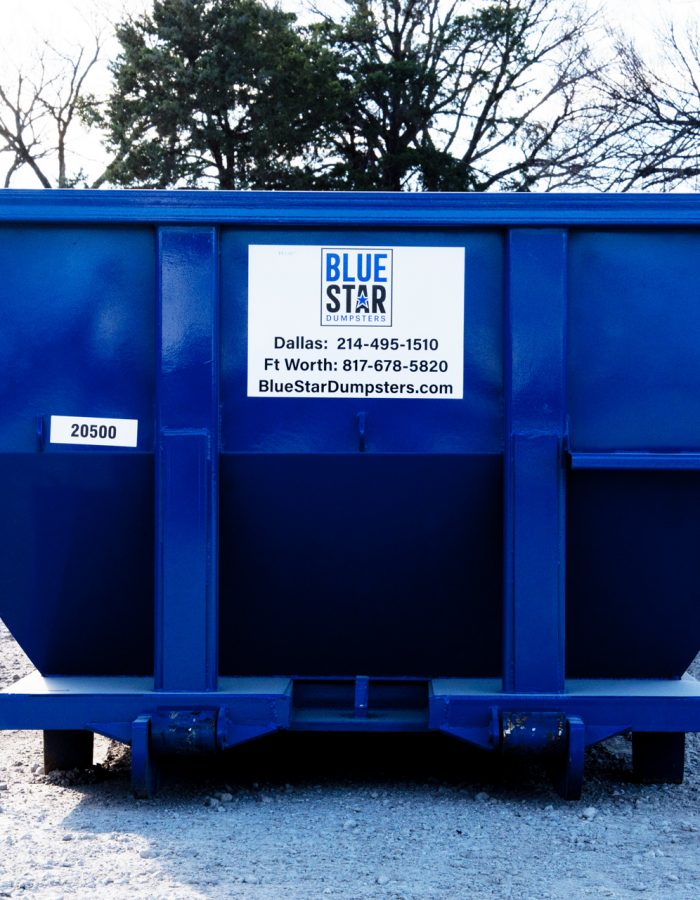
[{"x1": 1, "y1": 190, "x2": 699, "y2": 798}]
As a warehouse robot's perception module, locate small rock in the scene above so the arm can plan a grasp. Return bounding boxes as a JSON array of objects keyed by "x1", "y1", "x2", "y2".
[
  {"x1": 0, "y1": 784, "x2": 7, "y2": 791},
  {"x1": 343, "y1": 819, "x2": 359, "y2": 830},
  {"x1": 205, "y1": 797, "x2": 220, "y2": 808},
  {"x1": 219, "y1": 792, "x2": 233, "y2": 803},
  {"x1": 667, "y1": 875, "x2": 680, "y2": 883},
  {"x1": 582, "y1": 807, "x2": 597, "y2": 820},
  {"x1": 370, "y1": 791, "x2": 379, "y2": 799},
  {"x1": 475, "y1": 792, "x2": 490, "y2": 803},
  {"x1": 376, "y1": 875, "x2": 390, "y2": 885},
  {"x1": 139, "y1": 849, "x2": 158, "y2": 859},
  {"x1": 242, "y1": 875, "x2": 260, "y2": 884},
  {"x1": 62, "y1": 834, "x2": 73, "y2": 842}
]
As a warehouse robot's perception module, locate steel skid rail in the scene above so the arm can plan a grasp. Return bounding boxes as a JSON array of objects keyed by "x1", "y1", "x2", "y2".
[
  {"x1": 3, "y1": 673, "x2": 699, "y2": 799},
  {"x1": 1, "y1": 192, "x2": 700, "y2": 799}
]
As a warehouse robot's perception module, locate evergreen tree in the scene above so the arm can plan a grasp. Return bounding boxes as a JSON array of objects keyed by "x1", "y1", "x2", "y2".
[
  {"x1": 102, "y1": 0, "x2": 613, "y2": 191},
  {"x1": 104, "y1": 0, "x2": 336, "y2": 188}
]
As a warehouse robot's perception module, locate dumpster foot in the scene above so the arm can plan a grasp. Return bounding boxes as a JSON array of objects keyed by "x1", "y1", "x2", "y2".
[
  {"x1": 43, "y1": 730, "x2": 94, "y2": 774},
  {"x1": 131, "y1": 715, "x2": 160, "y2": 798},
  {"x1": 632, "y1": 732, "x2": 685, "y2": 784},
  {"x1": 551, "y1": 716, "x2": 585, "y2": 800}
]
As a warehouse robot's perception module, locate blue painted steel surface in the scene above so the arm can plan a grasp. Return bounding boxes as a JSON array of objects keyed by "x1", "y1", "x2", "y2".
[
  {"x1": 219, "y1": 453, "x2": 502, "y2": 677},
  {"x1": 5, "y1": 189, "x2": 700, "y2": 226},
  {"x1": 0, "y1": 225, "x2": 155, "y2": 675},
  {"x1": 569, "y1": 232, "x2": 700, "y2": 451},
  {"x1": 504, "y1": 230, "x2": 567, "y2": 694},
  {"x1": 567, "y1": 470, "x2": 700, "y2": 678},
  {"x1": 220, "y1": 229, "x2": 503, "y2": 454},
  {"x1": 156, "y1": 227, "x2": 219, "y2": 692},
  {"x1": 1, "y1": 190, "x2": 699, "y2": 797},
  {"x1": 132, "y1": 715, "x2": 157, "y2": 798},
  {"x1": 570, "y1": 452, "x2": 700, "y2": 470}
]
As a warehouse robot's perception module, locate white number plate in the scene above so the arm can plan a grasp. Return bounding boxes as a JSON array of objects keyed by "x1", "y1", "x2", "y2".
[{"x1": 49, "y1": 415, "x2": 139, "y2": 448}]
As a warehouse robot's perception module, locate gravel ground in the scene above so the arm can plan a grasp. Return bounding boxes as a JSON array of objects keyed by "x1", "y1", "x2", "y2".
[{"x1": 1, "y1": 619, "x2": 699, "y2": 899}]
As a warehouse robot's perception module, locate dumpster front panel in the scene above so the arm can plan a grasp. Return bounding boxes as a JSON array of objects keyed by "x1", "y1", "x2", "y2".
[
  {"x1": 220, "y1": 229, "x2": 504, "y2": 454},
  {"x1": 219, "y1": 453, "x2": 503, "y2": 677},
  {"x1": 568, "y1": 230, "x2": 700, "y2": 451},
  {"x1": 566, "y1": 230, "x2": 700, "y2": 678},
  {"x1": 218, "y1": 228, "x2": 504, "y2": 677},
  {"x1": 0, "y1": 225, "x2": 156, "y2": 675},
  {"x1": 567, "y1": 469, "x2": 700, "y2": 678}
]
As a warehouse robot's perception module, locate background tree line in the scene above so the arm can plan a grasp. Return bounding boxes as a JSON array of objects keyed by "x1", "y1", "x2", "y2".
[{"x1": 2, "y1": 0, "x2": 700, "y2": 192}]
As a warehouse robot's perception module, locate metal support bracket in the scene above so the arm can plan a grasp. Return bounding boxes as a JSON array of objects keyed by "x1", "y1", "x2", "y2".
[
  {"x1": 122, "y1": 680, "x2": 291, "y2": 795},
  {"x1": 498, "y1": 710, "x2": 584, "y2": 800},
  {"x1": 151, "y1": 709, "x2": 218, "y2": 756},
  {"x1": 551, "y1": 716, "x2": 585, "y2": 800},
  {"x1": 43, "y1": 730, "x2": 93, "y2": 774},
  {"x1": 354, "y1": 676, "x2": 369, "y2": 718},
  {"x1": 500, "y1": 710, "x2": 566, "y2": 754},
  {"x1": 131, "y1": 715, "x2": 159, "y2": 799}
]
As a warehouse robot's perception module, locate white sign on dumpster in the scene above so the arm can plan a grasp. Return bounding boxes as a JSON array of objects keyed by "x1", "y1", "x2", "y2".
[
  {"x1": 247, "y1": 245, "x2": 465, "y2": 399},
  {"x1": 50, "y1": 415, "x2": 139, "y2": 447}
]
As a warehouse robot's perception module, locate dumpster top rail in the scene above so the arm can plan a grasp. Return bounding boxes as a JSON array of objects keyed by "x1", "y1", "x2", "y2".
[{"x1": 3, "y1": 189, "x2": 700, "y2": 227}]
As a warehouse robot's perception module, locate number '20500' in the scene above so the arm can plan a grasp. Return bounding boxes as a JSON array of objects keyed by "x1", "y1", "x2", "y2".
[{"x1": 70, "y1": 423, "x2": 117, "y2": 440}]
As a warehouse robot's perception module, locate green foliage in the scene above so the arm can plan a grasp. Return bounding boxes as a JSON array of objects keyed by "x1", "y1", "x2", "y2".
[
  {"x1": 102, "y1": 0, "x2": 608, "y2": 191},
  {"x1": 104, "y1": 0, "x2": 337, "y2": 188}
]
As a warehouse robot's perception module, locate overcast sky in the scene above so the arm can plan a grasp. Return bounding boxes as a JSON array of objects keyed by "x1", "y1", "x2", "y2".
[
  {"x1": 3, "y1": 0, "x2": 700, "y2": 187},
  {"x1": 2, "y1": 0, "x2": 698, "y2": 50}
]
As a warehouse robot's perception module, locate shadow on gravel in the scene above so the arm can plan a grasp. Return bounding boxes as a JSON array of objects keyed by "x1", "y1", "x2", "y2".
[
  {"x1": 49, "y1": 731, "x2": 687, "y2": 900},
  {"x1": 50, "y1": 730, "x2": 640, "y2": 803}
]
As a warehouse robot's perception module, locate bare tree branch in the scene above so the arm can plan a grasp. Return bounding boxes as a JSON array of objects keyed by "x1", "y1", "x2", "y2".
[
  {"x1": 0, "y1": 36, "x2": 103, "y2": 188},
  {"x1": 313, "y1": 0, "x2": 619, "y2": 192},
  {"x1": 599, "y1": 17, "x2": 700, "y2": 191}
]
